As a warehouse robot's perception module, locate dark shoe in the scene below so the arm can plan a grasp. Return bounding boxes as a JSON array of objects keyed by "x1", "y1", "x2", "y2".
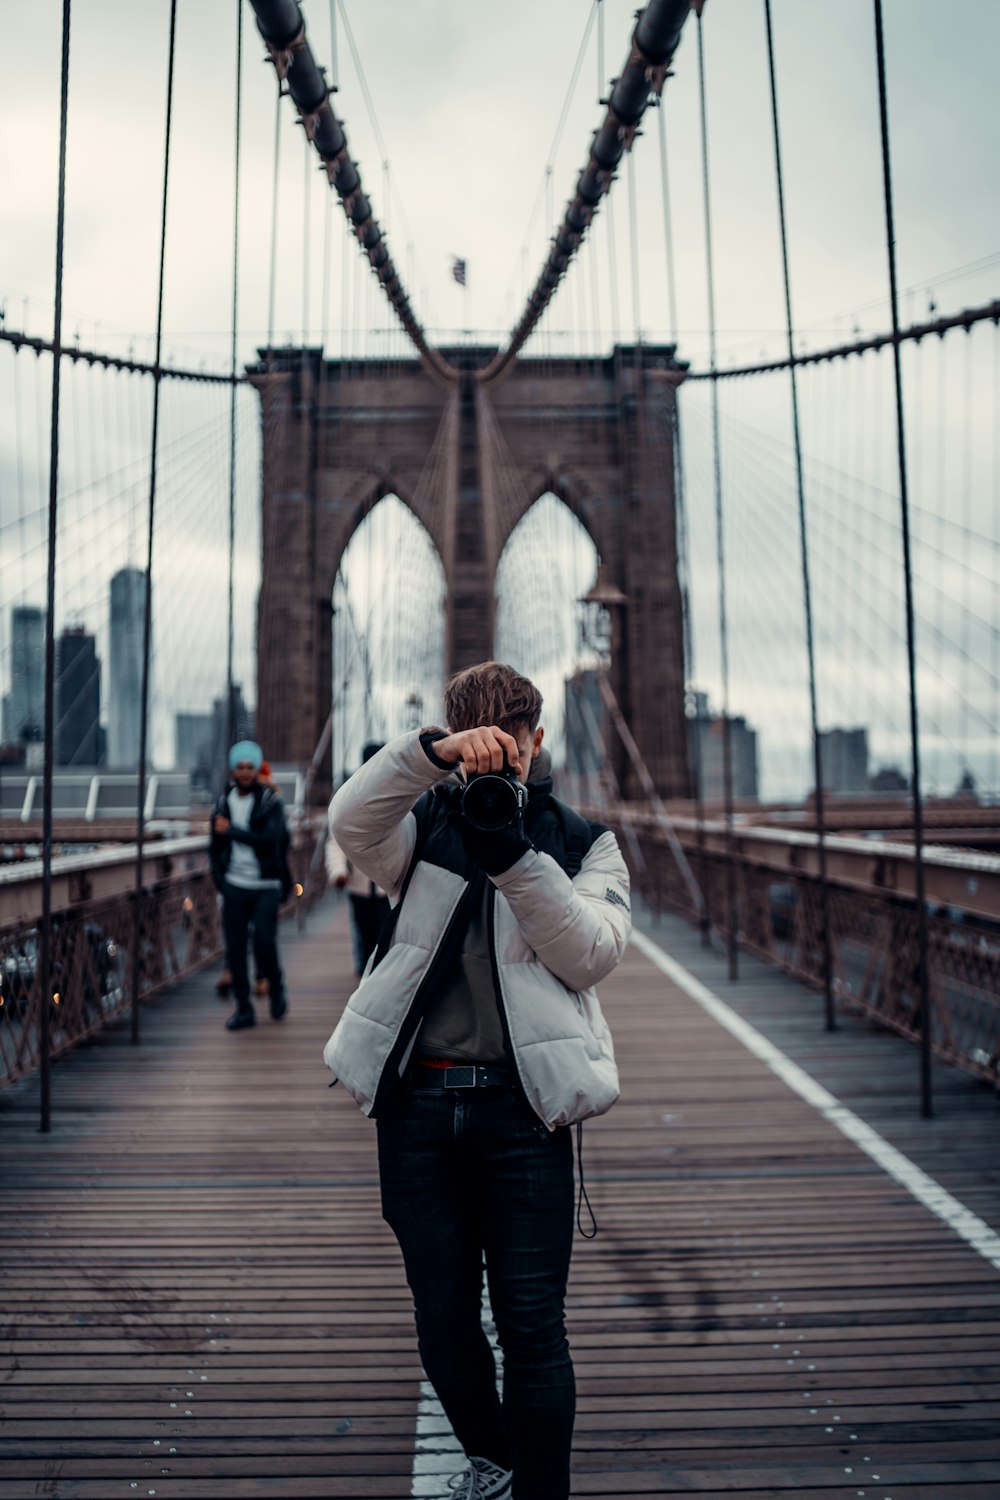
[
  {"x1": 225, "y1": 1008, "x2": 255, "y2": 1032},
  {"x1": 269, "y1": 994, "x2": 288, "y2": 1021}
]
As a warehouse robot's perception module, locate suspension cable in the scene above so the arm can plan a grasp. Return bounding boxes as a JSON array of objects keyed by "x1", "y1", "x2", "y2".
[
  {"x1": 481, "y1": 0, "x2": 692, "y2": 383},
  {"x1": 686, "y1": 298, "x2": 1000, "y2": 380},
  {"x1": 655, "y1": 102, "x2": 679, "y2": 345},
  {"x1": 227, "y1": 0, "x2": 242, "y2": 750},
  {"x1": 37, "y1": 0, "x2": 72, "y2": 1134},
  {"x1": 132, "y1": 0, "x2": 178, "y2": 1049},
  {"x1": 0, "y1": 326, "x2": 245, "y2": 384},
  {"x1": 695, "y1": 1, "x2": 739, "y2": 980},
  {"x1": 763, "y1": 0, "x2": 834, "y2": 1029},
  {"x1": 627, "y1": 151, "x2": 642, "y2": 342},
  {"x1": 249, "y1": 0, "x2": 452, "y2": 381},
  {"x1": 873, "y1": 0, "x2": 932, "y2": 1117},
  {"x1": 266, "y1": 79, "x2": 281, "y2": 349}
]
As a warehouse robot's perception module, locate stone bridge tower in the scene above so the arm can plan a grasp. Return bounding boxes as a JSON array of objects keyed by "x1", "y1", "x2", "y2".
[{"x1": 249, "y1": 344, "x2": 690, "y2": 800}]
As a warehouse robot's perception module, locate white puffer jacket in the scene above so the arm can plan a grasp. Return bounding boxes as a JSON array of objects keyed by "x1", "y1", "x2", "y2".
[{"x1": 323, "y1": 730, "x2": 631, "y2": 1128}]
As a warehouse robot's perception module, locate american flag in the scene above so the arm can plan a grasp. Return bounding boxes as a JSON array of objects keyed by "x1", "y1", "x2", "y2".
[{"x1": 451, "y1": 257, "x2": 467, "y2": 287}]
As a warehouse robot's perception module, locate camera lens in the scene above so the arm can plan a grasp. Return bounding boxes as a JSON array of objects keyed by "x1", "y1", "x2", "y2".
[{"x1": 462, "y1": 773, "x2": 520, "y2": 832}]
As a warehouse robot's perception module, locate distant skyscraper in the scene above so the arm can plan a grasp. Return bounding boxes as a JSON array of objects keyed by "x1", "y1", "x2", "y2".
[
  {"x1": 56, "y1": 627, "x2": 101, "y2": 766},
  {"x1": 689, "y1": 693, "x2": 759, "y2": 802},
  {"x1": 2, "y1": 605, "x2": 45, "y2": 744},
  {"x1": 206, "y1": 684, "x2": 253, "y2": 788},
  {"x1": 108, "y1": 567, "x2": 148, "y2": 767},
  {"x1": 175, "y1": 710, "x2": 214, "y2": 791},
  {"x1": 818, "y1": 727, "x2": 869, "y2": 794}
]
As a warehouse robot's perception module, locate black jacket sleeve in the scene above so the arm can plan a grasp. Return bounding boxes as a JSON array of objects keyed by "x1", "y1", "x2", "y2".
[{"x1": 208, "y1": 792, "x2": 229, "y2": 890}]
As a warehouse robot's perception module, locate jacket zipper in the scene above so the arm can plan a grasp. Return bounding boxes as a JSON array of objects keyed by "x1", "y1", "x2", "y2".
[
  {"x1": 371, "y1": 874, "x2": 483, "y2": 1116},
  {"x1": 486, "y1": 884, "x2": 540, "y2": 1121}
]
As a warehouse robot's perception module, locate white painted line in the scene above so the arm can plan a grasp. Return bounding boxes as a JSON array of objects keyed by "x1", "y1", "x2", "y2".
[
  {"x1": 411, "y1": 1286, "x2": 503, "y2": 1497},
  {"x1": 631, "y1": 927, "x2": 1000, "y2": 1274}
]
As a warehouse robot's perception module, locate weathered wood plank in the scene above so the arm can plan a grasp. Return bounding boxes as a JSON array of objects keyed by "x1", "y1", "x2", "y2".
[{"x1": 1, "y1": 896, "x2": 999, "y2": 1497}]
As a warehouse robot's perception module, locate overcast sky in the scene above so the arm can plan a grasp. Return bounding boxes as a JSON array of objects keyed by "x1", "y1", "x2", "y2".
[
  {"x1": 4, "y1": 0, "x2": 999, "y2": 364},
  {"x1": 1, "y1": 0, "x2": 998, "y2": 794}
]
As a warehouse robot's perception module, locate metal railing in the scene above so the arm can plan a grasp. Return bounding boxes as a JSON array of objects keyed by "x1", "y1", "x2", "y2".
[
  {"x1": 610, "y1": 816, "x2": 1000, "y2": 1091},
  {"x1": 0, "y1": 829, "x2": 326, "y2": 1093}
]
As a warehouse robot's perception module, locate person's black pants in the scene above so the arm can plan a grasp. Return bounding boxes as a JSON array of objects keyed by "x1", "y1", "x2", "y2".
[
  {"x1": 377, "y1": 1079, "x2": 575, "y2": 1500},
  {"x1": 221, "y1": 882, "x2": 284, "y2": 1010},
  {"x1": 348, "y1": 892, "x2": 390, "y2": 974}
]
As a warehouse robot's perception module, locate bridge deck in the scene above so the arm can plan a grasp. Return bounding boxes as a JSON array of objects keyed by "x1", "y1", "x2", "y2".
[{"x1": 1, "y1": 898, "x2": 999, "y2": 1498}]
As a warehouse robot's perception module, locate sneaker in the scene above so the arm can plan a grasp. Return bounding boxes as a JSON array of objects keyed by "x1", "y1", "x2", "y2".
[
  {"x1": 448, "y1": 1456, "x2": 512, "y2": 1499},
  {"x1": 225, "y1": 1008, "x2": 255, "y2": 1032}
]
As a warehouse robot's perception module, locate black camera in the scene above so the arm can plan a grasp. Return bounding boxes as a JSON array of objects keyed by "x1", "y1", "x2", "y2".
[{"x1": 461, "y1": 754, "x2": 528, "y2": 832}]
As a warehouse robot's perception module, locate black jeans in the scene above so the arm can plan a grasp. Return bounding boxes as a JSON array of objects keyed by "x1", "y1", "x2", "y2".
[
  {"x1": 377, "y1": 1079, "x2": 575, "y2": 1500},
  {"x1": 348, "y1": 892, "x2": 391, "y2": 975},
  {"x1": 221, "y1": 882, "x2": 284, "y2": 1009}
]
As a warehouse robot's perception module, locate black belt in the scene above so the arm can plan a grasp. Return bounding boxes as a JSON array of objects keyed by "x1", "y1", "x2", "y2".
[{"x1": 410, "y1": 1062, "x2": 514, "y2": 1090}]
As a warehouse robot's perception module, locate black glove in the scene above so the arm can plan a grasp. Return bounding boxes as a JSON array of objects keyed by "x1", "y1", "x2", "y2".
[{"x1": 459, "y1": 816, "x2": 532, "y2": 877}]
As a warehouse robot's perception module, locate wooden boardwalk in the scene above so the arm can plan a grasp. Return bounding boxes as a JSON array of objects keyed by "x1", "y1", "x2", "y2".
[{"x1": 1, "y1": 895, "x2": 999, "y2": 1498}]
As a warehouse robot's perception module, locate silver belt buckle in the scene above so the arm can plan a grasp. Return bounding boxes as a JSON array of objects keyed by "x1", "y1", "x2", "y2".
[{"x1": 444, "y1": 1066, "x2": 476, "y2": 1089}]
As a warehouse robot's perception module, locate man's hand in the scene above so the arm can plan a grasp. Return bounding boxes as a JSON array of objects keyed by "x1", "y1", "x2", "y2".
[
  {"x1": 459, "y1": 816, "x2": 531, "y2": 878},
  {"x1": 433, "y1": 725, "x2": 522, "y2": 778},
  {"x1": 213, "y1": 814, "x2": 231, "y2": 834}
]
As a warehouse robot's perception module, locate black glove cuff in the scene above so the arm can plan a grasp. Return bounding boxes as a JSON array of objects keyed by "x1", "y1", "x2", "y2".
[
  {"x1": 420, "y1": 729, "x2": 454, "y2": 771},
  {"x1": 477, "y1": 834, "x2": 532, "y2": 877}
]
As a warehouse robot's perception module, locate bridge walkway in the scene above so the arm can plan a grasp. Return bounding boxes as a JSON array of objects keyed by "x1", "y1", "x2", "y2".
[{"x1": 1, "y1": 896, "x2": 999, "y2": 1498}]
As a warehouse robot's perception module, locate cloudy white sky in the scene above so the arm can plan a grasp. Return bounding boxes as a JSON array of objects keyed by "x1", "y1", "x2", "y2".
[{"x1": 1, "y1": 0, "x2": 998, "y2": 794}]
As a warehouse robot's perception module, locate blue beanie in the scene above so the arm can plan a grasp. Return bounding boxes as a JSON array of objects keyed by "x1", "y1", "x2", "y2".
[{"x1": 229, "y1": 739, "x2": 263, "y2": 771}]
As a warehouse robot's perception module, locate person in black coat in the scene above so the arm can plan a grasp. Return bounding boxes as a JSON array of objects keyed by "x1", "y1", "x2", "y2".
[{"x1": 209, "y1": 740, "x2": 292, "y2": 1031}]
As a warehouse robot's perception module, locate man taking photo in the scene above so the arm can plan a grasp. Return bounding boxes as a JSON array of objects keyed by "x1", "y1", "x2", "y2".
[{"x1": 324, "y1": 662, "x2": 631, "y2": 1500}]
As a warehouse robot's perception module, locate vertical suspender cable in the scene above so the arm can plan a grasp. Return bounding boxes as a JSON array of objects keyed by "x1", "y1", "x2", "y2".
[
  {"x1": 873, "y1": 0, "x2": 932, "y2": 1116},
  {"x1": 627, "y1": 151, "x2": 642, "y2": 343},
  {"x1": 132, "y1": 0, "x2": 178, "y2": 1048},
  {"x1": 655, "y1": 90, "x2": 705, "y2": 935},
  {"x1": 656, "y1": 103, "x2": 679, "y2": 346},
  {"x1": 38, "y1": 0, "x2": 72, "y2": 1133},
  {"x1": 763, "y1": 0, "x2": 835, "y2": 1030},
  {"x1": 267, "y1": 85, "x2": 282, "y2": 351},
  {"x1": 302, "y1": 140, "x2": 311, "y2": 345},
  {"x1": 321, "y1": 184, "x2": 332, "y2": 356},
  {"x1": 673, "y1": 403, "x2": 710, "y2": 943},
  {"x1": 694, "y1": 1, "x2": 738, "y2": 980},
  {"x1": 227, "y1": 0, "x2": 242, "y2": 749}
]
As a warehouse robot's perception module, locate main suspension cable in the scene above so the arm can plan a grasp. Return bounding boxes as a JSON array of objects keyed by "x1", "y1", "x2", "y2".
[
  {"x1": 249, "y1": 0, "x2": 452, "y2": 381},
  {"x1": 481, "y1": 0, "x2": 692, "y2": 383}
]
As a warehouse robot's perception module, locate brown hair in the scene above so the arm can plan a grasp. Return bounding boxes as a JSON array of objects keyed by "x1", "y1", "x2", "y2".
[{"x1": 444, "y1": 661, "x2": 543, "y2": 735}]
